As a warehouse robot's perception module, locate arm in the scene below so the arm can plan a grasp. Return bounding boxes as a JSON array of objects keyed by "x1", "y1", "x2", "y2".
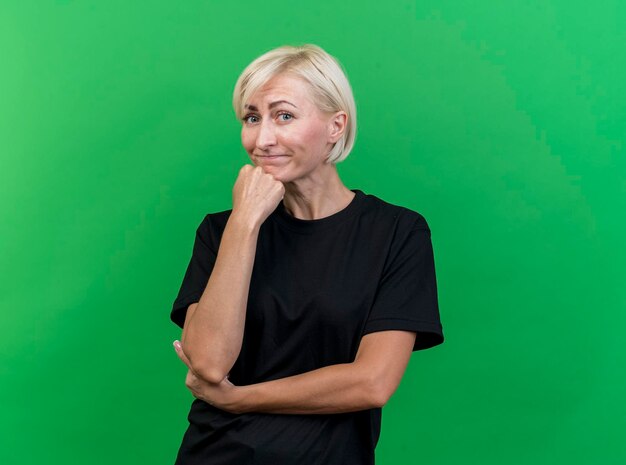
[
  {"x1": 176, "y1": 330, "x2": 417, "y2": 414},
  {"x1": 181, "y1": 214, "x2": 260, "y2": 384},
  {"x1": 181, "y1": 165, "x2": 284, "y2": 384}
]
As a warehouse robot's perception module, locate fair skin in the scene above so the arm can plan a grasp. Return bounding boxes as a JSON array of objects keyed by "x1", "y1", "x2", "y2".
[{"x1": 175, "y1": 72, "x2": 417, "y2": 414}]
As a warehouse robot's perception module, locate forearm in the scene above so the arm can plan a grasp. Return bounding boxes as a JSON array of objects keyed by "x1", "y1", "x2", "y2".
[
  {"x1": 235, "y1": 362, "x2": 384, "y2": 414},
  {"x1": 182, "y1": 213, "x2": 259, "y2": 383}
]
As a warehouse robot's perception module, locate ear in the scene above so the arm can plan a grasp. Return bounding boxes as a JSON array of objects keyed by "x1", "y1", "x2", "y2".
[{"x1": 327, "y1": 111, "x2": 348, "y2": 143}]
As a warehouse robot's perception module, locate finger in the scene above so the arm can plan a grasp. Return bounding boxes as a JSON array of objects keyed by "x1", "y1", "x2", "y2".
[
  {"x1": 184, "y1": 371, "x2": 208, "y2": 402},
  {"x1": 173, "y1": 340, "x2": 192, "y2": 369},
  {"x1": 185, "y1": 370, "x2": 197, "y2": 389},
  {"x1": 174, "y1": 342, "x2": 205, "y2": 380}
]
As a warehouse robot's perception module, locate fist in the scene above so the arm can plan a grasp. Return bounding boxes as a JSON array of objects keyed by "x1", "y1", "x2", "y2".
[{"x1": 232, "y1": 165, "x2": 285, "y2": 227}]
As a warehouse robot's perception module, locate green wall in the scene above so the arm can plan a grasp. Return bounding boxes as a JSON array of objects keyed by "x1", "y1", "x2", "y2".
[{"x1": 1, "y1": 1, "x2": 624, "y2": 464}]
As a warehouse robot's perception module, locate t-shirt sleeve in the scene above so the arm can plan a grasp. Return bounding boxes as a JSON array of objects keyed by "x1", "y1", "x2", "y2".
[
  {"x1": 170, "y1": 215, "x2": 217, "y2": 329},
  {"x1": 362, "y1": 216, "x2": 444, "y2": 351}
]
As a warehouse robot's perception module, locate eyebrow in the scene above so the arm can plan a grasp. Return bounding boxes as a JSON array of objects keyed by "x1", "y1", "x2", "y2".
[{"x1": 244, "y1": 100, "x2": 298, "y2": 111}]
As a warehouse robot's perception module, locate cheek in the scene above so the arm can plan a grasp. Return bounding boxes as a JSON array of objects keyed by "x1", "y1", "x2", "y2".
[
  {"x1": 287, "y1": 125, "x2": 326, "y2": 151},
  {"x1": 241, "y1": 130, "x2": 254, "y2": 150},
  {"x1": 302, "y1": 125, "x2": 330, "y2": 155}
]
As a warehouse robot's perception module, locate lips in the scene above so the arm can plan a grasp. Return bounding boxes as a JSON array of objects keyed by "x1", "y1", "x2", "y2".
[{"x1": 256, "y1": 154, "x2": 289, "y2": 164}]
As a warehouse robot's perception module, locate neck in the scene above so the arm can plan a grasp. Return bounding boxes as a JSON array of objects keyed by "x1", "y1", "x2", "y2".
[{"x1": 282, "y1": 167, "x2": 354, "y2": 220}]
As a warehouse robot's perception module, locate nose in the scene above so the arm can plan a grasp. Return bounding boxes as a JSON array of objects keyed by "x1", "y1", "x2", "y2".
[{"x1": 255, "y1": 119, "x2": 277, "y2": 150}]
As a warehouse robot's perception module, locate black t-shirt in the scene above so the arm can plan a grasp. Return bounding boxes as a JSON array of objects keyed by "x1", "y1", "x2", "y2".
[{"x1": 171, "y1": 189, "x2": 444, "y2": 465}]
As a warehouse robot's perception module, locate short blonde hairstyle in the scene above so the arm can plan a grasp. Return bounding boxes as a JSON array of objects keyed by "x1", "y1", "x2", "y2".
[{"x1": 232, "y1": 44, "x2": 357, "y2": 164}]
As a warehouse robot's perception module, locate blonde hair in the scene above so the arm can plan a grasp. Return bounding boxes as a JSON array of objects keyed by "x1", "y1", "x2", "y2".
[{"x1": 232, "y1": 44, "x2": 357, "y2": 164}]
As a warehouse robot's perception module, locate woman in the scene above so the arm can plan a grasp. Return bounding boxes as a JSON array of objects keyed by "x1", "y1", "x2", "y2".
[{"x1": 170, "y1": 44, "x2": 444, "y2": 464}]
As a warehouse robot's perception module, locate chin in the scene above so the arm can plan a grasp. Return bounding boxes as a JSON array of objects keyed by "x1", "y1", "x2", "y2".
[{"x1": 258, "y1": 165, "x2": 288, "y2": 181}]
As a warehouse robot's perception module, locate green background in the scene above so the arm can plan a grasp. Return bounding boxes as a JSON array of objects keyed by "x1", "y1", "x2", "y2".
[{"x1": 1, "y1": 1, "x2": 624, "y2": 463}]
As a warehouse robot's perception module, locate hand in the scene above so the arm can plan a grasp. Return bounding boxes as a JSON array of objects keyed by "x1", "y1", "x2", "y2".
[
  {"x1": 173, "y1": 340, "x2": 243, "y2": 414},
  {"x1": 231, "y1": 164, "x2": 285, "y2": 228}
]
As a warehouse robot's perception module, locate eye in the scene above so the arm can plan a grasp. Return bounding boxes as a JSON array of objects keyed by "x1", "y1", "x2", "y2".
[
  {"x1": 242, "y1": 114, "x2": 259, "y2": 124},
  {"x1": 277, "y1": 112, "x2": 293, "y2": 122}
]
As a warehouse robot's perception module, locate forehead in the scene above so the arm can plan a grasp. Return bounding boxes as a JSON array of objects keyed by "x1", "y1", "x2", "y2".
[{"x1": 247, "y1": 73, "x2": 313, "y2": 106}]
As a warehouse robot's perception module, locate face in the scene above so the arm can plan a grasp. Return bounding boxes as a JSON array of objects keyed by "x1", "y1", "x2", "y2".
[{"x1": 240, "y1": 73, "x2": 345, "y2": 184}]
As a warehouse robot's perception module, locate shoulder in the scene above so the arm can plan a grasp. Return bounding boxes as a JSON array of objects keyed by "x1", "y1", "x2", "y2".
[
  {"x1": 194, "y1": 209, "x2": 233, "y2": 251},
  {"x1": 198, "y1": 209, "x2": 232, "y2": 231},
  {"x1": 358, "y1": 190, "x2": 431, "y2": 233}
]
